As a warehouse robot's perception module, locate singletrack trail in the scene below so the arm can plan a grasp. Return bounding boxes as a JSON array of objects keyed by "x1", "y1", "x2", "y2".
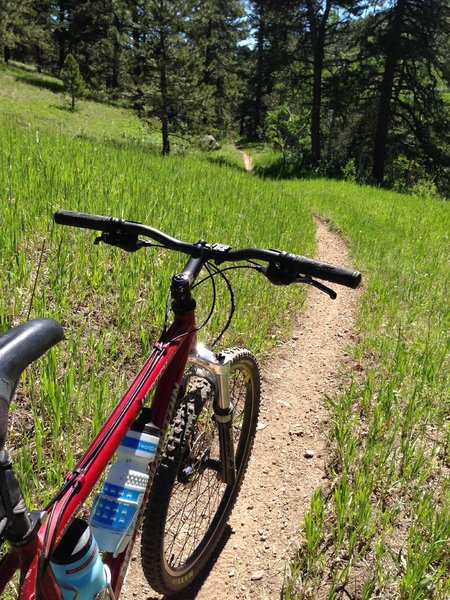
[
  {"x1": 238, "y1": 150, "x2": 253, "y2": 172},
  {"x1": 122, "y1": 217, "x2": 360, "y2": 599}
]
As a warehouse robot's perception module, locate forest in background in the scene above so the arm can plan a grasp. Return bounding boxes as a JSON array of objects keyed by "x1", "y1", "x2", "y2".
[{"x1": 1, "y1": 0, "x2": 449, "y2": 196}]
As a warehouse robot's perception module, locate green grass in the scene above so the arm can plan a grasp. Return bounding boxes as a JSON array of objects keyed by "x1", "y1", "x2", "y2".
[
  {"x1": 0, "y1": 62, "x2": 162, "y2": 150},
  {"x1": 206, "y1": 143, "x2": 247, "y2": 170},
  {"x1": 283, "y1": 180, "x2": 449, "y2": 599},
  {"x1": 0, "y1": 114, "x2": 314, "y2": 510}
]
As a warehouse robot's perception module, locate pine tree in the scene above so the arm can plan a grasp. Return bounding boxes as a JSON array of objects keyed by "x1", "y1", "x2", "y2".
[
  {"x1": 132, "y1": 0, "x2": 198, "y2": 155},
  {"x1": 61, "y1": 52, "x2": 86, "y2": 109},
  {"x1": 0, "y1": 0, "x2": 52, "y2": 65},
  {"x1": 369, "y1": 0, "x2": 450, "y2": 186},
  {"x1": 187, "y1": 0, "x2": 246, "y2": 135},
  {"x1": 302, "y1": 1, "x2": 365, "y2": 166},
  {"x1": 65, "y1": 0, "x2": 132, "y2": 93}
]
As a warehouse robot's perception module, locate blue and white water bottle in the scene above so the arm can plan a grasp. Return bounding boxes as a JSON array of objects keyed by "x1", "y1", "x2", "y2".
[
  {"x1": 50, "y1": 518, "x2": 110, "y2": 599},
  {"x1": 89, "y1": 410, "x2": 160, "y2": 556}
]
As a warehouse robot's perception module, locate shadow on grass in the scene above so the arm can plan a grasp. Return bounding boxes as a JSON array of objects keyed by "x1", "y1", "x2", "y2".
[
  {"x1": 15, "y1": 74, "x2": 64, "y2": 94},
  {"x1": 206, "y1": 155, "x2": 246, "y2": 172},
  {"x1": 253, "y1": 160, "x2": 313, "y2": 180},
  {"x1": 51, "y1": 103, "x2": 75, "y2": 112}
]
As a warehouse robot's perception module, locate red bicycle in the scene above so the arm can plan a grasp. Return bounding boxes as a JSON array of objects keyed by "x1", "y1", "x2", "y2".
[{"x1": 0, "y1": 210, "x2": 361, "y2": 598}]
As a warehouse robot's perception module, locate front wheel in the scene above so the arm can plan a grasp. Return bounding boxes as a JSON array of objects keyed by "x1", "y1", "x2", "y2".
[{"x1": 141, "y1": 348, "x2": 260, "y2": 596}]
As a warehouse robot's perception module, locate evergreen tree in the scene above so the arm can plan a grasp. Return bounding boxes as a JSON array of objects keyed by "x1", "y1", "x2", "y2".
[
  {"x1": 368, "y1": 0, "x2": 450, "y2": 186},
  {"x1": 30, "y1": 0, "x2": 56, "y2": 72},
  {"x1": 244, "y1": 0, "x2": 296, "y2": 140},
  {"x1": 51, "y1": 1, "x2": 72, "y2": 72},
  {"x1": 187, "y1": 0, "x2": 246, "y2": 134},
  {"x1": 0, "y1": 0, "x2": 52, "y2": 65},
  {"x1": 61, "y1": 52, "x2": 86, "y2": 109},
  {"x1": 65, "y1": 0, "x2": 132, "y2": 93},
  {"x1": 302, "y1": 1, "x2": 365, "y2": 166},
  {"x1": 246, "y1": 0, "x2": 272, "y2": 140},
  {"x1": 132, "y1": 0, "x2": 198, "y2": 155}
]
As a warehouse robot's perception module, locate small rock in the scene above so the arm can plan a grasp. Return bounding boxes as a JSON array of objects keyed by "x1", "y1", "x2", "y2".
[
  {"x1": 250, "y1": 571, "x2": 264, "y2": 581},
  {"x1": 229, "y1": 571, "x2": 236, "y2": 577},
  {"x1": 291, "y1": 429, "x2": 304, "y2": 436},
  {"x1": 305, "y1": 449, "x2": 315, "y2": 459}
]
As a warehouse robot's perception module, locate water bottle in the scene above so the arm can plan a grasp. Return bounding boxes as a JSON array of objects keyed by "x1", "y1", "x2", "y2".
[
  {"x1": 89, "y1": 409, "x2": 160, "y2": 556},
  {"x1": 50, "y1": 518, "x2": 110, "y2": 599}
]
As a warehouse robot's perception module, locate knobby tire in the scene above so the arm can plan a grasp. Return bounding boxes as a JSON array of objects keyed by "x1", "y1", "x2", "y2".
[{"x1": 141, "y1": 348, "x2": 260, "y2": 596}]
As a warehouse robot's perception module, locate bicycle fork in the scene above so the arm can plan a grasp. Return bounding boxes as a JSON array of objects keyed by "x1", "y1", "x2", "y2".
[{"x1": 188, "y1": 344, "x2": 236, "y2": 486}]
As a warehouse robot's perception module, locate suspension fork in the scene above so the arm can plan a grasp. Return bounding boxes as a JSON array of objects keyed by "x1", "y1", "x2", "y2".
[{"x1": 188, "y1": 344, "x2": 236, "y2": 486}]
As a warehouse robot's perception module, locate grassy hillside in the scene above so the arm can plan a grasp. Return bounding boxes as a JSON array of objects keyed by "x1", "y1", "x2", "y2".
[
  {"x1": 0, "y1": 78, "x2": 315, "y2": 509},
  {"x1": 0, "y1": 62, "x2": 161, "y2": 149}
]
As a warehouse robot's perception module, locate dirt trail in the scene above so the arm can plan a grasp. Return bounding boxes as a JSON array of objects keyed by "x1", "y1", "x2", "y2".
[
  {"x1": 122, "y1": 216, "x2": 360, "y2": 599},
  {"x1": 238, "y1": 150, "x2": 253, "y2": 172}
]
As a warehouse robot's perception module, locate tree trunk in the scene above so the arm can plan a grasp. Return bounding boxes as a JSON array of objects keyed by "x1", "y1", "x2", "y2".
[
  {"x1": 161, "y1": 115, "x2": 170, "y2": 156},
  {"x1": 252, "y1": 5, "x2": 265, "y2": 140},
  {"x1": 306, "y1": 0, "x2": 331, "y2": 167},
  {"x1": 159, "y1": 31, "x2": 170, "y2": 156},
  {"x1": 372, "y1": 0, "x2": 407, "y2": 184},
  {"x1": 310, "y1": 46, "x2": 324, "y2": 166},
  {"x1": 58, "y1": 2, "x2": 66, "y2": 71}
]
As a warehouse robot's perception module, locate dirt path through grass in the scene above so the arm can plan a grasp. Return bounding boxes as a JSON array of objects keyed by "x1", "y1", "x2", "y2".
[
  {"x1": 122, "y1": 218, "x2": 360, "y2": 599},
  {"x1": 238, "y1": 150, "x2": 253, "y2": 172}
]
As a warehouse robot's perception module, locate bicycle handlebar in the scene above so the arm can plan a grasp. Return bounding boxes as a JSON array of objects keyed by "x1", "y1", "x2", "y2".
[{"x1": 54, "y1": 209, "x2": 361, "y2": 289}]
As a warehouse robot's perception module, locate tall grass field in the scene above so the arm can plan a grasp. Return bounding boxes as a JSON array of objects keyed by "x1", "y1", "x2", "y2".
[
  {"x1": 281, "y1": 180, "x2": 449, "y2": 599},
  {"x1": 1, "y1": 65, "x2": 449, "y2": 599}
]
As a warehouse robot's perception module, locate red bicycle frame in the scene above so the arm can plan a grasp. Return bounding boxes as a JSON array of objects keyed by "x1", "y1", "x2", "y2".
[{"x1": 0, "y1": 308, "x2": 197, "y2": 599}]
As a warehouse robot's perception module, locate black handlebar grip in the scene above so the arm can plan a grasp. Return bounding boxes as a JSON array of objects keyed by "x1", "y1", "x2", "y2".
[
  {"x1": 287, "y1": 253, "x2": 362, "y2": 288},
  {"x1": 54, "y1": 209, "x2": 122, "y2": 232}
]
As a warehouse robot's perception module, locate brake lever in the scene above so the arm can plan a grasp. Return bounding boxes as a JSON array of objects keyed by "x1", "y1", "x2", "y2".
[
  {"x1": 94, "y1": 232, "x2": 153, "y2": 252},
  {"x1": 296, "y1": 276, "x2": 337, "y2": 299}
]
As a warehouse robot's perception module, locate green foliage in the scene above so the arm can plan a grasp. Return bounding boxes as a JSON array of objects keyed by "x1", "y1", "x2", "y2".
[
  {"x1": 266, "y1": 105, "x2": 307, "y2": 164},
  {"x1": 188, "y1": 0, "x2": 247, "y2": 135},
  {"x1": 2, "y1": 2, "x2": 449, "y2": 192},
  {"x1": 284, "y1": 178, "x2": 450, "y2": 598},
  {"x1": 60, "y1": 53, "x2": 86, "y2": 110},
  {"x1": 411, "y1": 178, "x2": 440, "y2": 200},
  {"x1": 341, "y1": 158, "x2": 357, "y2": 182}
]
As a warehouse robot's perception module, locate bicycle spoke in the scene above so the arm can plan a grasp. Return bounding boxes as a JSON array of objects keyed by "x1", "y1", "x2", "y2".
[{"x1": 141, "y1": 351, "x2": 259, "y2": 587}]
